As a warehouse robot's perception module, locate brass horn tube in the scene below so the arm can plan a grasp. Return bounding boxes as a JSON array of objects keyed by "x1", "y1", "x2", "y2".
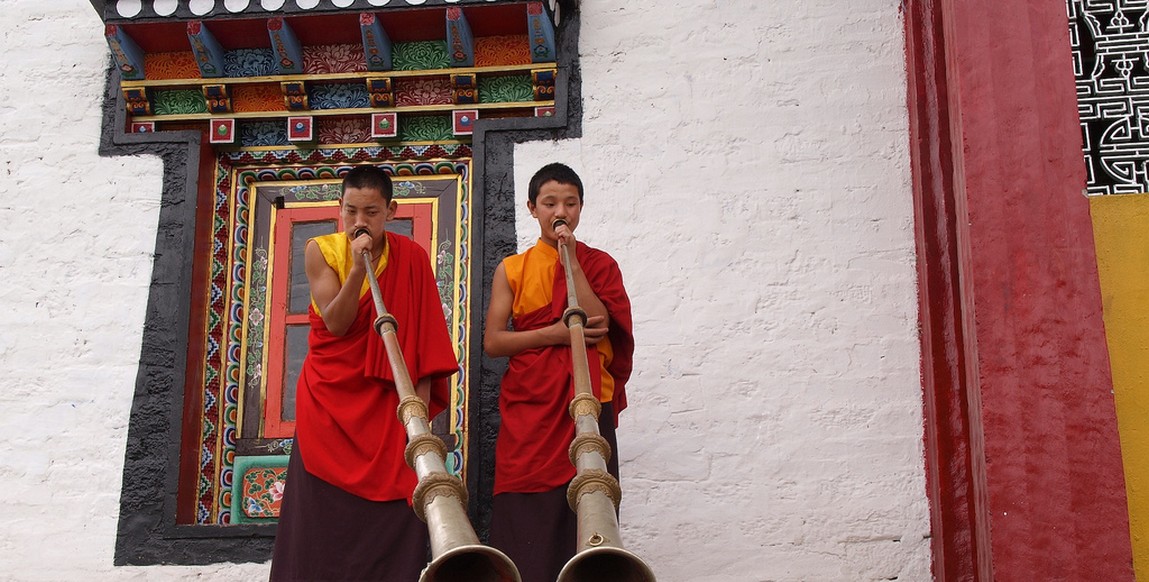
[
  {"x1": 357, "y1": 239, "x2": 521, "y2": 582},
  {"x1": 552, "y1": 221, "x2": 656, "y2": 582}
]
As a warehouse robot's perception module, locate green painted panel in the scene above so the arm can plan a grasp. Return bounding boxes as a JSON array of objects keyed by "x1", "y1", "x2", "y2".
[
  {"x1": 401, "y1": 115, "x2": 453, "y2": 141},
  {"x1": 153, "y1": 89, "x2": 208, "y2": 115},
  {"x1": 392, "y1": 41, "x2": 451, "y2": 71},
  {"x1": 479, "y1": 74, "x2": 534, "y2": 103}
]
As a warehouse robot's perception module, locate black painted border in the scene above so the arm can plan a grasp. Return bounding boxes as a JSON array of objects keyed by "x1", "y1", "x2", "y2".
[{"x1": 101, "y1": 0, "x2": 551, "y2": 23}]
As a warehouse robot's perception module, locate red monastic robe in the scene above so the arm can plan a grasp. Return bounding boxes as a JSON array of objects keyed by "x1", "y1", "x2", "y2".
[
  {"x1": 296, "y1": 231, "x2": 457, "y2": 502},
  {"x1": 494, "y1": 240, "x2": 634, "y2": 494}
]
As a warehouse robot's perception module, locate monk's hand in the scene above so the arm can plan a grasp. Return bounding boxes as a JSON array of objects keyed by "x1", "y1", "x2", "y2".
[
  {"x1": 582, "y1": 315, "x2": 608, "y2": 344},
  {"x1": 547, "y1": 321, "x2": 572, "y2": 346},
  {"x1": 350, "y1": 230, "x2": 373, "y2": 262},
  {"x1": 554, "y1": 223, "x2": 579, "y2": 266},
  {"x1": 553, "y1": 220, "x2": 573, "y2": 244}
]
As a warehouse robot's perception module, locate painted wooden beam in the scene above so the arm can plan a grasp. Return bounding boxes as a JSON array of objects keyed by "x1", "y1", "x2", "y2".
[
  {"x1": 445, "y1": 7, "x2": 475, "y2": 68},
  {"x1": 105, "y1": 24, "x2": 145, "y2": 81},
  {"x1": 360, "y1": 12, "x2": 393, "y2": 72},
  {"x1": 267, "y1": 17, "x2": 305, "y2": 75},
  {"x1": 527, "y1": 2, "x2": 556, "y2": 63},
  {"x1": 187, "y1": 21, "x2": 227, "y2": 78}
]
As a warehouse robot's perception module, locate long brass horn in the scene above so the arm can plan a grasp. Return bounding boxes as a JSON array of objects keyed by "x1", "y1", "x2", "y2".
[
  {"x1": 357, "y1": 230, "x2": 521, "y2": 582},
  {"x1": 552, "y1": 221, "x2": 656, "y2": 582}
]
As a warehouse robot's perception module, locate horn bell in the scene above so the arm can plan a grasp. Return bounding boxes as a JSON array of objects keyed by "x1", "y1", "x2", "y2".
[
  {"x1": 419, "y1": 544, "x2": 522, "y2": 582},
  {"x1": 556, "y1": 546, "x2": 656, "y2": 582}
]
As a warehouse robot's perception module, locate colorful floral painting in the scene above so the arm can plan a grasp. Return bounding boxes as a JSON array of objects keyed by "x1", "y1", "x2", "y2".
[
  {"x1": 232, "y1": 84, "x2": 287, "y2": 114},
  {"x1": 475, "y1": 35, "x2": 532, "y2": 67},
  {"x1": 241, "y1": 466, "x2": 288, "y2": 519},
  {"x1": 303, "y1": 44, "x2": 368, "y2": 74},
  {"x1": 310, "y1": 83, "x2": 371, "y2": 109},
  {"x1": 317, "y1": 117, "x2": 371, "y2": 144},
  {"x1": 225, "y1": 48, "x2": 277, "y2": 78},
  {"x1": 153, "y1": 89, "x2": 208, "y2": 115},
  {"x1": 392, "y1": 41, "x2": 450, "y2": 71},
  {"x1": 229, "y1": 454, "x2": 290, "y2": 524},
  {"x1": 145, "y1": 51, "x2": 200, "y2": 80},
  {"x1": 395, "y1": 78, "x2": 453, "y2": 107}
]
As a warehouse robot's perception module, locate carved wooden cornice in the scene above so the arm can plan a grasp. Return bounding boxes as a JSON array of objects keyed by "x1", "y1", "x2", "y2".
[{"x1": 99, "y1": 0, "x2": 563, "y2": 146}]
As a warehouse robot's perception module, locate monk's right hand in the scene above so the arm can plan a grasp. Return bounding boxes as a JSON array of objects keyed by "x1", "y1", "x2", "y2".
[
  {"x1": 350, "y1": 230, "x2": 373, "y2": 262},
  {"x1": 554, "y1": 221, "x2": 576, "y2": 249}
]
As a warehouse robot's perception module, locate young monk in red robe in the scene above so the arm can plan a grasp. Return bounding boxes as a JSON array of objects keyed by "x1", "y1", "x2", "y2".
[
  {"x1": 483, "y1": 162, "x2": 635, "y2": 582},
  {"x1": 270, "y1": 165, "x2": 458, "y2": 582}
]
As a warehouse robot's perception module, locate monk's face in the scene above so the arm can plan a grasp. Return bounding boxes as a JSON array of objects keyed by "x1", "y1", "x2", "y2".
[
  {"x1": 341, "y1": 185, "x2": 396, "y2": 248},
  {"x1": 529, "y1": 180, "x2": 583, "y2": 245}
]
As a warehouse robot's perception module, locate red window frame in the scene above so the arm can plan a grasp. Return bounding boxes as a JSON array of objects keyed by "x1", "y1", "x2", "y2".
[{"x1": 261, "y1": 201, "x2": 435, "y2": 438}]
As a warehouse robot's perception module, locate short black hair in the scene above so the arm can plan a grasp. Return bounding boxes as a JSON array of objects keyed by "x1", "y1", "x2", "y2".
[
  {"x1": 342, "y1": 165, "x2": 394, "y2": 203},
  {"x1": 528, "y1": 162, "x2": 584, "y2": 204}
]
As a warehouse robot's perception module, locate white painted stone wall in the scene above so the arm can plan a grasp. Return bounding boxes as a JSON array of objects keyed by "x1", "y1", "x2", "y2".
[
  {"x1": 0, "y1": 0, "x2": 929, "y2": 580},
  {"x1": 513, "y1": 1, "x2": 930, "y2": 580}
]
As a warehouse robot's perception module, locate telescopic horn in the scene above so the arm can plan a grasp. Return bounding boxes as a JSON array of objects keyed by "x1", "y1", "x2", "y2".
[
  {"x1": 358, "y1": 249, "x2": 521, "y2": 582},
  {"x1": 553, "y1": 229, "x2": 656, "y2": 582}
]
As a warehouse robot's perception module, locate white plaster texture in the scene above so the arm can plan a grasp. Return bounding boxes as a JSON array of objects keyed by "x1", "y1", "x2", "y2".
[
  {"x1": 0, "y1": 0, "x2": 266, "y2": 580},
  {"x1": 0, "y1": 0, "x2": 929, "y2": 580},
  {"x1": 513, "y1": 1, "x2": 931, "y2": 580}
]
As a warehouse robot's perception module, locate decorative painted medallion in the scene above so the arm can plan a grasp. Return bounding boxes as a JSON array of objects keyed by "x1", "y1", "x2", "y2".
[{"x1": 1069, "y1": 0, "x2": 1149, "y2": 194}]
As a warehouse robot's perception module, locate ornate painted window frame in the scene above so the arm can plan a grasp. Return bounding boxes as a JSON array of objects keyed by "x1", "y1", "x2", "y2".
[{"x1": 96, "y1": 0, "x2": 585, "y2": 565}]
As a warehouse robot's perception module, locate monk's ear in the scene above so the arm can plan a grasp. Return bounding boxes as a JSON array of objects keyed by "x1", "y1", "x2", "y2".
[
  {"x1": 386, "y1": 199, "x2": 397, "y2": 220},
  {"x1": 527, "y1": 200, "x2": 536, "y2": 217}
]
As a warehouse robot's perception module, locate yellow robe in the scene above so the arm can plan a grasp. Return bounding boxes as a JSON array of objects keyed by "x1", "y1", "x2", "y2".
[{"x1": 309, "y1": 233, "x2": 390, "y2": 315}]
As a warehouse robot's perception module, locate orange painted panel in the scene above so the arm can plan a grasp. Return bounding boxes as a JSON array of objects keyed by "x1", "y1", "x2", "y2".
[
  {"x1": 233, "y1": 83, "x2": 288, "y2": 113},
  {"x1": 475, "y1": 35, "x2": 531, "y2": 67},
  {"x1": 145, "y1": 51, "x2": 201, "y2": 80}
]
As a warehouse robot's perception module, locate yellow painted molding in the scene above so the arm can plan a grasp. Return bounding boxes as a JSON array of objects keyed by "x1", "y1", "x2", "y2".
[{"x1": 1090, "y1": 193, "x2": 1149, "y2": 581}]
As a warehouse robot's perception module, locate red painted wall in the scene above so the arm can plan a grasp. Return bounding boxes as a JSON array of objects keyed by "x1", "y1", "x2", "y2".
[
  {"x1": 904, "y1": 0, "x2": 985, "y2": 576},
  {"x1": 907, "y1": 0, "x2": 1134, "y2": 579}
]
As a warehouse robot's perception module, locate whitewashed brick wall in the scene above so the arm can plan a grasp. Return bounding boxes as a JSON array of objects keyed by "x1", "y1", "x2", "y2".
[
  {"x1": 0, "y1": 0, "x2": 929, "y2": 580},
  {"x1": 514, "y1": 2, "x2": 930, "y2": 580}
]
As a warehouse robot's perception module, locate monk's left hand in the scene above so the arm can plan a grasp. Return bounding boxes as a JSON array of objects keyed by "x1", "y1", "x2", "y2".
[{"x1": 582, "y1": 315, "x2": 608, "y2": 344}]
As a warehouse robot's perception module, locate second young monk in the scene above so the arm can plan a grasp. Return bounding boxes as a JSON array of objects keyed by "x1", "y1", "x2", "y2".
[{"x1": 483, "y1": 162, "x2": 635, "y2": 582}]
